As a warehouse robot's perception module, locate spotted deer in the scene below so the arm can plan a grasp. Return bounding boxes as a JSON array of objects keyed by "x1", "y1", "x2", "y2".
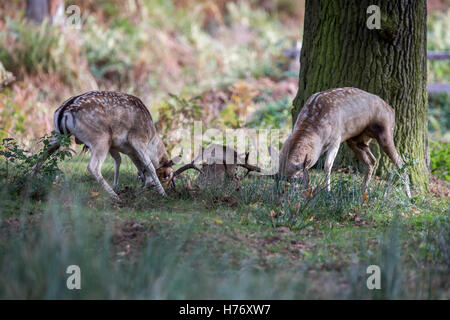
[
  {"x1": 279, "y1": 87, "x2": 411, "y2": 197},
  {"x1": 35, "y1": 91, "x2": 174, "y2": 201},
  {"x1": 169, "y1": 144, "x2": 261, "y2": 187}
]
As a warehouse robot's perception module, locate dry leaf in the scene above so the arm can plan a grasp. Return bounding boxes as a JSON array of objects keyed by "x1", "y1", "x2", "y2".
[
  {"x1": 91, "y1": 192, "x2": 100, "y2": 198},
  {"x1": 363, "y1": 192, "x2": 369, "y2": 203},
  {"x1": 270, "y1": 210, "x2": 278, "y2": 218},
  {"x1": 304, "y1": 185, "x2": 312, "y2": 197}
]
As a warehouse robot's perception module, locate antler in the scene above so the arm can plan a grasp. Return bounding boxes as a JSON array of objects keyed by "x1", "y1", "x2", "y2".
[
  {"x1": 236, "y1": 152, "x2": 262, "y2": 180},
  {"x1": 205, "y1": 145, "x2": 261, "y2": 179},
  {"x1": 168, "y1": 160, "x2": 203, "y2": 190},
  {"x1": 173, "y1": 161, "x2": 203, "y2": 176},
  {"x1": 301, "y1": 155, "x2": 310, "y2": 190}
]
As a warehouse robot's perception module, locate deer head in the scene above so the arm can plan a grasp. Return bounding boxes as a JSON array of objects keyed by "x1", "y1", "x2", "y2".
[{"x1": 168, "y1": 144, "x2": 262, "y2": 190}]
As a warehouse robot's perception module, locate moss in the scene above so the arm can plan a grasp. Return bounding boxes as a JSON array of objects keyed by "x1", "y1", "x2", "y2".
[{"x1": 379, "y1": 11, "x2": 400, "y2": 42}]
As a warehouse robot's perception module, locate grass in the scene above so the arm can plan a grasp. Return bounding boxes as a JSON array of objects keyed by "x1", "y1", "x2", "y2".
[
  {"x1": 0, "y1": 1, "x2": 448, "y2": 299},
  {"x1": 0, "y1": 153, "x2": 448, "y2": 299}
]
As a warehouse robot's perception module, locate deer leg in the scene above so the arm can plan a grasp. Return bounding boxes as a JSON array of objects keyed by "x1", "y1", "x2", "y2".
[
  {"x1": 144, "y1": 159, "x2": 166, "y2": 197},
  {"x1": 131, "y1": 145, "x2": 167, "y2": 197},
  {"x1": 127, "y1": 153, "x2": 146, "y2": 185},
  {"x1": 88, "y1": 145, "x2": 120, "y2": 201},
  {"x1": 376, "y1": 132, "x2": 412, "y2": 198},
  {"x1": 347, "y1": 139, "x2": 376, "y2": 193},
  {"x1": 324, "y1": 141, "x2": 341, "y2": 191},
  {"x1": 109, "y1": 150, "x2": 121, "y2": 192},
  {"x1": 363, "y1": 147, "x2": 376, "y2": 191}
]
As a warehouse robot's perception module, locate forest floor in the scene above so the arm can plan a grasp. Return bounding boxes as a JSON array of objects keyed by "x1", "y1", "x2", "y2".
[{"x1": 0, "y1": 155, "x2": 448, "y2": 299}]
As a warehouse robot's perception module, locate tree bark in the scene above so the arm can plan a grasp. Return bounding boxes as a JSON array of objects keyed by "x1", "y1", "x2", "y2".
[
  {"x1": 26, "y1": 0, "x2": 64, "y2": 24},
  {"x1": 26, "y1": 0, "x2": 49, "y2": 24},
  {"x1": 293, "y1": 0, "x2": 429, "y2": 190}
]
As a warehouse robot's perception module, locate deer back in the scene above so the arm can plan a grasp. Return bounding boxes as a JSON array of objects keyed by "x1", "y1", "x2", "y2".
[
  {"x1": 54, "y1": 91, "x2": 170, "y2": 166},
  {"x1": 280, "y1": 87, "x2": 396, "y2": 177}
]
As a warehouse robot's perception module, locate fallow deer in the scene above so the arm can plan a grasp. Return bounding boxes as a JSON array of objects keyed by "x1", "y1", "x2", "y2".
[
  {"x1": 35, "y1": 91, "x2": 174, "y2": 201},
  {"x1": 169, "y1": 144, "x2": 261, "y2": 188},
  {"x1": 279, "y1": 87, "x2": 411, "y2": 197}
]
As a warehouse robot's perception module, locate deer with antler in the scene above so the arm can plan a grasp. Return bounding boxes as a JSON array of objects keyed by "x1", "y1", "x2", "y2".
[
  {"x1": 34, "y1": 91, "x2": 175, "y2": 201},
  {"x1": 169, "y1": 144, "x2": 262, "y2": 188},
  {"x1": 279, "y1": 87, "x2": 411, "y2": 197}
]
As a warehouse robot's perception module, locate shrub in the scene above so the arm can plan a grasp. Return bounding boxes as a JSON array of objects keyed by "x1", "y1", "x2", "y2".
[
  {"x1": 0, "y1": 133, "x2": 72, "y2": 199},
  {"x1": 430, "y1": 141, "x2": 450, "y2": 181},
  {"x1": 0, "y1": 18, "x2": 81, "y2": 84},
  {"x1": 155, "y1": 93, "x2": 204, "y2": 152},
  {"x1": 428, "y1": 93, "x2": 450, "y2": 135},
  {"x1": 248, "y1": 98, "x2": 291, "y2": 129},
  {"x1": 82, "y1": 16, "x2": 139, "y2": 85}
]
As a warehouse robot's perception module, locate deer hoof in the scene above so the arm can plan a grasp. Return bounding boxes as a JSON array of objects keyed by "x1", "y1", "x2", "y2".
[{"x1": 111, "y1": 194, "x2": 122, "y2": 203}]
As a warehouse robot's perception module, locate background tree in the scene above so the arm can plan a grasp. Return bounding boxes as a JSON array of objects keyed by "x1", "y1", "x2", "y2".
[
  {"x1": 26, "y1": 0, "x2": 64, "y2": 24},
  {"x1": 292, "y1": 0, "x2": 429, "y2": 190}
]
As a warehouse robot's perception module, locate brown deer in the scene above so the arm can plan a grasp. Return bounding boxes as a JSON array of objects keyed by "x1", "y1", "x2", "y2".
[
  {"x1": 169, "y1": 144, "x2": 261, "y2": 188},
  {"x1": 35, "y1": 91, "x2": 174, "y2": 201},
  {"x1": 279, "y1": 87, "x2": 411, "y2": 197}
]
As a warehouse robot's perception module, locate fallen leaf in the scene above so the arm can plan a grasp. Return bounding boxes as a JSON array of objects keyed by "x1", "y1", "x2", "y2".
[
  {"x1": 363, "y1": 192, "x2": 369, "y2": 203},
  {"x1": 270, "y1": 210, "x2": 278, "y2": 218},
  {"x1": 303, "y1": 185, "x2": 312, "y2": 197},
  {"x1": 91, "y1": 192, "x2": 100, "y2": 198}
]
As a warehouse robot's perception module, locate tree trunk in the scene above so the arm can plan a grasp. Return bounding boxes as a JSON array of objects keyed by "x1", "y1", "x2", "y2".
[
  {"x1": 26, "y1": 0, "x2": 64, "y2": 24},
  {"x1": 292, "y1": 0, "x2": 429, "y2": 190},
  {"x1": 26, "y1": 0, "x2": 49, "y2": 24}
]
